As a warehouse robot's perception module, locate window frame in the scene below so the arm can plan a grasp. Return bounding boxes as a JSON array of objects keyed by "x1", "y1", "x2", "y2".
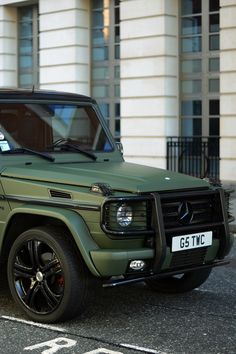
[
  {"x1": 91, "y1": 0, "x2": 120, "y2": 141},
  {"x1": 180, "y1": 0, "x2": 220, "y2": 137},
  {"x1": 18, "y1": 4, "x2": 39, "y2": 89}
]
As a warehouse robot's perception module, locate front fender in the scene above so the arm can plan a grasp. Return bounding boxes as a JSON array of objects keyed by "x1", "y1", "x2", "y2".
[{"x1": 2, "y1": 205, "x2": 100, "y2": 276}]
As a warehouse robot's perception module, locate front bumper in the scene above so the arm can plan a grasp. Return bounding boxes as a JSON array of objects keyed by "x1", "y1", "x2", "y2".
[
  {"x1": 90, "y1": 188, "x2": 234, "y2": 278},
  {"x1": 102, "y1": 259, "x2": 230, "y2": 288},
  {"x1": 90, "y1": 238, "x2": 221, "y2": 277},
  {"x1": 90, "y1": 248, "x2": 154, "y2": 276}
]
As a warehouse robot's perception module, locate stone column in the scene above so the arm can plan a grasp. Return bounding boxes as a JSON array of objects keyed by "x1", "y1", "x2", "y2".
[
  {"x1": 220, "y1": 0, "x2": 236, "y2": 182},
  {"x1": 39, "y1": 0, "x2": 90, "y2": 95},
  {"x1": 0, "y1": 5, "x2": 17, "y2": 87},
  {"x1": 120, "y1": 0, "x2": 179, "y2": 168}
]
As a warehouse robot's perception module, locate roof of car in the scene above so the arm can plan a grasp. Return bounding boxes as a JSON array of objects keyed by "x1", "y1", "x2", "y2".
[{"x1": 0, "y1": 88, "x2": 96, "y2": 103}]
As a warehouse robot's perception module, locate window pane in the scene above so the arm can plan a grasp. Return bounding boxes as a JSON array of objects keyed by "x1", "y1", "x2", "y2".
[
  {"x1": 209, "y1": 35, "x2": 219, "y2": 50},
  {"x1": 92, "y1": 85, "x2": 109, "y2": 98},
  {"x1": 210, "y1": 0, "x2": 219, "y2": 12},
  {"x1": 181, "y1": 0, "x2": 201, "y2": 15},
  {"x1": 182, "y1": 59, "x2": 202, "y2": 73},
  {"x1": 115, "y1": 84, "x2": 120, "y2": 97},
  {"x1": 209, "y1": 78, "x2": 219, "y2": 92},
  {"x1": 115, "y1": 66, "x2": 120, "y2": 78},
  {"x1": 115, "y1": 26, "x2": 120, "y2": 43},
  {"x1": 209, "y1": 100, "x2": 219, "y2": 115},
  {"x1": 92, "y1": 0, "x2": 104, "y2": 9},
  {"x1": 19, "y1": 55, "x2": 33, "y2": 69},
  {"x1": 92, "y1": 28, "x2": 109, "y2": 45},
  {"x1": 115, "y1": 44, "x2": 120, "y2": 59},
  {"x1": 182, "y1": 80, "x2": 201, "y2": 94},
  {"x1": 115, "y1": 119, "x2": 120, "y2": 137},
  {"x1": 19, "y1": 7, "x2": 33, "y2": 21},
  {"x1": 99, "y1": 103, "x2": 109, "y2": 118},
  {"x1": 181, "y1": 118, "x2": 202, "y2": 136},
  {"x1": 92, "y1": 67, "x2": 109, "y2": 80},
  {"x1": 19, "y1": 22, "x2": 32, "y2": 38},
  {"x1": 92, "y1": 47, "x2": 108, "y2": 61},
  {"x1": 92, "y1": 11, "x2": 104, "y2": 27},
  {"x1": 182, "y1": 37, "x2": 201, "y2": 52},
  {"x1": 19, "y1": 73, "x2": 33, "y2": 86},
  {"x1": 209, "y1": 57, "x2": 219, "y2": 72},
  {"x1": 182, "y1": 16, "x2": 201, "y2": 35},
  {"x1": 182, "y1": 100, "x2": 202, "y2": 116},
  {"x1": 19, "y1": 39, "x2": 32, "y2": 54},
  {"x1": 115, "y1": 103, "x2": 120, "y2": 117},
  {"x1": 115, "y1": 7, "x2": 120, "y2": 25},
  {"x1": 209, "y1": 118, "x2": 219, "y2": 136},
  {"x1": 209, "y1": 14, "x2": 219, "y2": 33}
]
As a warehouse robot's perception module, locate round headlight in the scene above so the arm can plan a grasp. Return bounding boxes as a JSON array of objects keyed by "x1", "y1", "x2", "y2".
[{"x1": 116, "y1": 204, "x2": 133, "y2": 227}]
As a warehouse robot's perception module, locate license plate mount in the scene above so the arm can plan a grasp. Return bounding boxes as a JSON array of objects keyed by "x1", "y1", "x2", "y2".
[{"x1": 172, "y1": 231, "x2": 213, "y2": 252}]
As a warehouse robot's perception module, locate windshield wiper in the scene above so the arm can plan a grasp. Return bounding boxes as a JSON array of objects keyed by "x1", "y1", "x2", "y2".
[
  {"x1": 51, "y1": 139, "x2": 97, "y2": 161},
  {"x1": 1, "y1": 148, "x2": 55, "y2": 162}
]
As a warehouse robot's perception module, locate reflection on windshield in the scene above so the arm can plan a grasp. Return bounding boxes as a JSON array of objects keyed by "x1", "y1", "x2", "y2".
[{"x1": 0, "y1": 103, "x2": 113, "y2": 153}]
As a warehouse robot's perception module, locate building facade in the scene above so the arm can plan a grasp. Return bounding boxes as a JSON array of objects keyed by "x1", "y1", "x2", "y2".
[{"x1": 0, "y1": 0, "x2": 236, "y2": 184}]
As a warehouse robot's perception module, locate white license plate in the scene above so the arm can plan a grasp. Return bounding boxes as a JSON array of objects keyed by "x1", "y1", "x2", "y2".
[{"x1": 172, "y1": 231, "x2": 213, "y2": 252}]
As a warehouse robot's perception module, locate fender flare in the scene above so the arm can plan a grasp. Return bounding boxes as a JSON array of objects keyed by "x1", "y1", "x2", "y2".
[{"x1": 2, "y1": 204, "x2": 100, "y2": 276}]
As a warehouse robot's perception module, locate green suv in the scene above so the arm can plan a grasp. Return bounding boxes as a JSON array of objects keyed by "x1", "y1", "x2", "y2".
[{"x1": 0, "y1": 89, "x2": 234, "y2": 323}]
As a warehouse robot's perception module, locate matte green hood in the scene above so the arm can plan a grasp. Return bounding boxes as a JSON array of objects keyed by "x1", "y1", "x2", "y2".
[{"x1": 1, "y1": 161, "x2": 210, "y2": 193}]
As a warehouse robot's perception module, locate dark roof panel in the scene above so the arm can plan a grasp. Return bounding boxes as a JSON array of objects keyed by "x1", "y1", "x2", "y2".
[{"x1": 0, "y1": 88, "x2": 95, "y2": 103}]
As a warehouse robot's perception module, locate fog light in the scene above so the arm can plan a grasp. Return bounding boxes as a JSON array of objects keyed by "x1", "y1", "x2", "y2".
[{"x1": 129, "y1": 260, "x2": 146, "y2": 271}]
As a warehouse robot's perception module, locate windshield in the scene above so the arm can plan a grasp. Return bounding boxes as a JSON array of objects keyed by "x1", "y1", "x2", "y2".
[{"x1": 0, "y1": 103, "x2": 113, "y2": 153}]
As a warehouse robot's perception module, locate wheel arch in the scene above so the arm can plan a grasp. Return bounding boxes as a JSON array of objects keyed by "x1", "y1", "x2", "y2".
[{"x1": 0, "y1": 205, "x2": 100, "y2": 276}]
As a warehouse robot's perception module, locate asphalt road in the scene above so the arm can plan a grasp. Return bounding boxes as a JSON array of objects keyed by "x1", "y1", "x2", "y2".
[{"x1": 0, "y1": 240, "x2": 235, "y2": 354}]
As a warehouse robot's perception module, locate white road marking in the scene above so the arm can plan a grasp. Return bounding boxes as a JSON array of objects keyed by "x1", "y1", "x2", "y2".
[
  {"x1": 84, "y1": 349, "x2": 123, "y2": 354},
  {"x1": 1, "y1": 316, "x2": 67, "y2": 333},
  {"x1": 1, "y1": 315, "x2": 167, "y2": 354},
  {"x1": 120, "y1": 343, "x2": 166, "y2": 354},
  {"x1": 24, "y1": 337, "x2": 76, "y2": 353}
]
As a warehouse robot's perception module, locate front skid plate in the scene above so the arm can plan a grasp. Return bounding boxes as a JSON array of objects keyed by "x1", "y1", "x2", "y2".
[{"x1": 102, "y1": 259, "x2": 230, "y2": 288}]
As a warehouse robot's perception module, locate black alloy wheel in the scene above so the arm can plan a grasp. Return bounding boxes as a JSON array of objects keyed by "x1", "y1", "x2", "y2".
[{"x1": 8, "y1": 226, "x2": 89, "y2": 323}]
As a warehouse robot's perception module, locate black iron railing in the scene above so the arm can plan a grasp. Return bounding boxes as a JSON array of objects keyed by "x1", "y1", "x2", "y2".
[{"x1": 167, "y1": 136, "x2": 220, "y2": 182}]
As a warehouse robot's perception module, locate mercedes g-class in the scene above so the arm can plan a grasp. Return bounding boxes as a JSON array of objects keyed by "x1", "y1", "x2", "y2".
[{"x1": 0, "y1": 89, "x2": 233, "y2": 323}]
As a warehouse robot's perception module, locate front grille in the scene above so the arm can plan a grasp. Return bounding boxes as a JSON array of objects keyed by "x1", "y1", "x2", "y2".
[
  {"x1": 170, "y1": 248, "x2": 207, "y2": 268},
  {"x1": 153, "y1": 189, "x2": 226, "y2": 270},
  {"x1": 161, "y1": 192, "x2": 221, "y2": 231}
]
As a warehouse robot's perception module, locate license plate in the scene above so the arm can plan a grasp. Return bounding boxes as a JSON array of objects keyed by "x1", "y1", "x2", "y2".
[{"x1": 172, "y1": 231, "x2": 213, "y2": 252}]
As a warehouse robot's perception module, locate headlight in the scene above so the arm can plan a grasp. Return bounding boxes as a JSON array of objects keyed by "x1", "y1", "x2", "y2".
[
  {"x1": 116, "y1": 204, "x2": 133, "y2": 227},
  {"x1": 102, "y1": 197, "x2": 153, "y2": 235}
]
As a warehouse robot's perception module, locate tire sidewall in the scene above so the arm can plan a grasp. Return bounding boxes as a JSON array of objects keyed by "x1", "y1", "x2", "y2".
[
  {"x1": 7, "y1": 227, "x2": 85, "y2": 323},
  {"x1": 146, "y1": 268, "x2": 212, "y2": 294}
]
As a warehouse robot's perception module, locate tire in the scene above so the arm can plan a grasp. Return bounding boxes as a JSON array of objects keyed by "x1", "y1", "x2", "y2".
[
  {"x1": 7, "y1": 226, "x2": 89, "y2": 323},
  {"x1": 145, "y1": 268, "x2": 212, "y2": 294}
]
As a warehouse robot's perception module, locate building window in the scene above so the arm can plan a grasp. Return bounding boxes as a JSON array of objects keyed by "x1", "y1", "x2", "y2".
[
  {"x1": 91, "y1": 0, "x2": 120, "y2": 141},
  {"x1": 18, "y1": 5, "x2": 39, "y2": 88},
  {"x1": 180, "y1": 0, "x2": 220, "y2": 137}
]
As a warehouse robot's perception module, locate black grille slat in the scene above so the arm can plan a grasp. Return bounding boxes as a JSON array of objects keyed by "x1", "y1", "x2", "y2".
[
  {"x1": 158, "y1": 190, "x2": 224, "y2": 268},
  {"x1": 161, "y1": 193, "x2": 220, "y2": 229},
  {"x1": 170, "y1": 248, "x2": 207, "y2": 268}
]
